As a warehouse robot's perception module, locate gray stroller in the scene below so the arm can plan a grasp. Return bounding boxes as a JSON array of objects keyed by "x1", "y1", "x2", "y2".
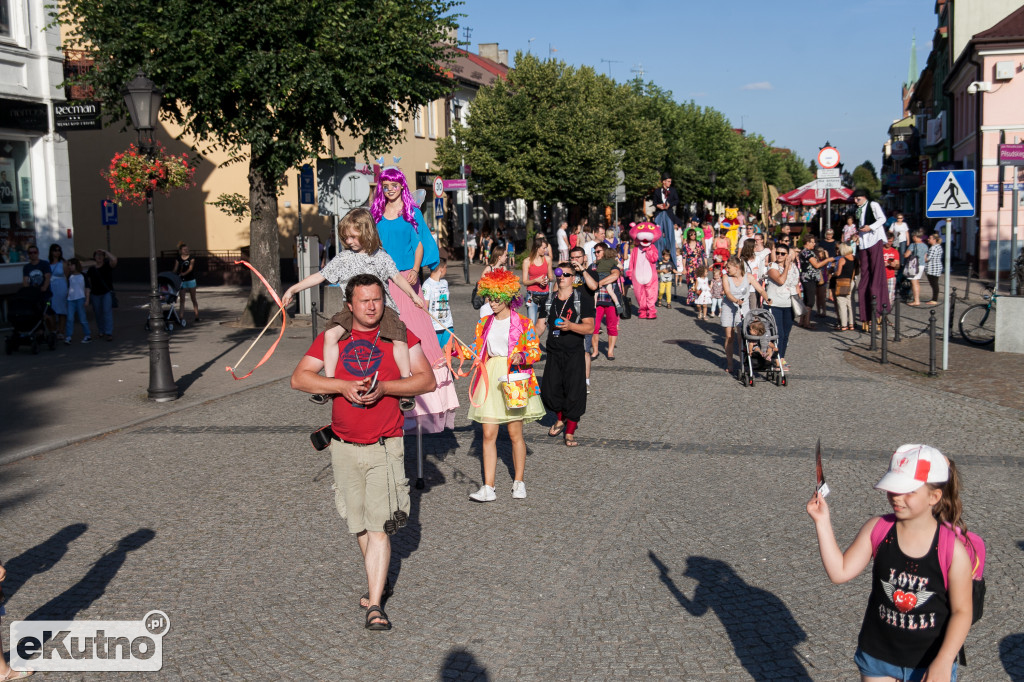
[
  {"x1": 738, "y1": 308, "x2": 787, "y2": 387},
  {"x1": 144, "y1": 271, "x2": 186, "y2": 331}
]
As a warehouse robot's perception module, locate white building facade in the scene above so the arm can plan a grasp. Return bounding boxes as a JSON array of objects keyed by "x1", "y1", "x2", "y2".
[{"x1": 0, "y1": 0, "x2": 74, "y2": 288}]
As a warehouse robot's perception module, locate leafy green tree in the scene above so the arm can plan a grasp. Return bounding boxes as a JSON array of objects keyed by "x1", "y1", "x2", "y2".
[
  {"x1": 437, "y1": 54, "x2": 623, "y2": 216},
  {"x1": 57, "y1": 0, "x2": 457, "y2": 324},
  {"x1": 853, "y1": 162, "x2": 881, "y2": 196}
]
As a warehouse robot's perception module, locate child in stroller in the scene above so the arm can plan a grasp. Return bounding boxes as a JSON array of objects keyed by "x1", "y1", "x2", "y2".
[
  {"x1": 4, "y1": 287, "x2": 57, "y2": 354},
  {"x1": 144, "y1": 272, "x2": 186, "y2": 331},
  {"x1": 738, "y1": 308, "x2": 787, "y2": 387}
]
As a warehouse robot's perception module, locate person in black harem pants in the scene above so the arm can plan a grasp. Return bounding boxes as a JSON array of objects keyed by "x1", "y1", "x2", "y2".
[{"x1": 540, "y1": 264, "x2": 595, "y2": 447}]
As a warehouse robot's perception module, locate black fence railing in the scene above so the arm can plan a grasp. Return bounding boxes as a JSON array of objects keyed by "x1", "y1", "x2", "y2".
[{"x1": 157, "y1": 250, "x2": 251, "y2": 286}]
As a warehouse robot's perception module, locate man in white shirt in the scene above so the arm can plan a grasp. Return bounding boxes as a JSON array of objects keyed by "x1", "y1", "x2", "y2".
[
  {"x1": 556, "y1": 221, "x2": 569, "y2": 261},
  {"x1": 852, "y1": 188, "x2": 889, "y2": 323}
]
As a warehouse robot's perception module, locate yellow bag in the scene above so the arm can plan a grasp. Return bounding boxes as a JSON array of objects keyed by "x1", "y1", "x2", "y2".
[{"x1": 501, "y1": 372, "x2": 532, "y2": 410}]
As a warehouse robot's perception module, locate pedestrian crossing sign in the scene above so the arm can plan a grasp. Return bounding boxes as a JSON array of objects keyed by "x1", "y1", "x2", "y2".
[{"x1": 926, "y1": 170, "x2": 975, "y2": 218}]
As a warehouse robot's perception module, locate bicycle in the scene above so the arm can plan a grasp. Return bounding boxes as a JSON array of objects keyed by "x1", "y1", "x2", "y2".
[{"x1": 958, "y1": 286, "x2": 998, "y2": 345}]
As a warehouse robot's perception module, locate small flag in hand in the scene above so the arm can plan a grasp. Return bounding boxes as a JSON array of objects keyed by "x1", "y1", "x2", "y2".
[{"x1": 816, "y1": 438, "x2": 830, "y2": 498}]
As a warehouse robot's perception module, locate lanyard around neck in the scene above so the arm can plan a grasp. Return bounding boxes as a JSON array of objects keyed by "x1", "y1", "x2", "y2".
[{"x1": 353, "y1": 328, "x2": 382, "y2": 375}]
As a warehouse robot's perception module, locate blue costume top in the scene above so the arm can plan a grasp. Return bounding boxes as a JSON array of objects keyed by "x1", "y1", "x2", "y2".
[{"x1": 377, "y1": 207, "x2": 440, "y2": 271}]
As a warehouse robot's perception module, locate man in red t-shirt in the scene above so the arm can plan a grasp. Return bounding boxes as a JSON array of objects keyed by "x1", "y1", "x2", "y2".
[
  {"x1": 291, "y1": 274, "x2": 435, "y2": 630},
  {"x1": 882, "y1": 231, "x2": 900, "y2": 308}
]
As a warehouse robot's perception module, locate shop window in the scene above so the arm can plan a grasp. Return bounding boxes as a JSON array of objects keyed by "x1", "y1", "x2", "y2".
[
  {"x1": 0, "y1": 139, "x2": 34, "y2": 263},
  {"x1": 427, "y1": 101, "x2": 436, "y2": 139},
  {"x1": 0, "y1": 0, "x2": 11, "y2": 39}
]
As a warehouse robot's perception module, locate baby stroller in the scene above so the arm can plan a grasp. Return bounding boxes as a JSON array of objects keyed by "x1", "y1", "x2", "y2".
[
  {"x1": 144, "y1": 271, "x2": 186, "y2": 331},
  {"x1": 5, "y1": 287, "x2": 57, "y2": 354},
  {"x1": 738, "y1": 308, "x2": 787, "y2": 387}
]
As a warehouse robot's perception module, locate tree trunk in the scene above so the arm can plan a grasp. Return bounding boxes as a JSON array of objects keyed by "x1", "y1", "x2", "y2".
[{"x1": 240, "y1": 161, "x2": 282, "y2": 327}]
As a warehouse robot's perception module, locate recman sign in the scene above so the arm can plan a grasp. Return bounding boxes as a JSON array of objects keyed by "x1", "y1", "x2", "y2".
[{"x1": 53, "y1": 101, "x2": 102, "y2": 131}]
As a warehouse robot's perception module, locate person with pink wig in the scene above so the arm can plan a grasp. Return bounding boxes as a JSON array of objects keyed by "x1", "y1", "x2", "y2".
[{"x1": 372, "y1": 165, "x2": 458, "y2": 431}]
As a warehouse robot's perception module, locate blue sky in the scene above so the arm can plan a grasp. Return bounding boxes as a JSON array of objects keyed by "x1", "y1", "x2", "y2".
[{"x1": 455, "y1": 0, "x2": 936, "y2": 175}]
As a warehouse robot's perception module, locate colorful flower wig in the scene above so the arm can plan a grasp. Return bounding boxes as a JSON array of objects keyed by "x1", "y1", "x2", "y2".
[
  {"x1": 371, "y1": 166, "x2": 419, "y2": 233},
  {"x1": 476, "y1": 269, "x2": 522, "y2": 307}
]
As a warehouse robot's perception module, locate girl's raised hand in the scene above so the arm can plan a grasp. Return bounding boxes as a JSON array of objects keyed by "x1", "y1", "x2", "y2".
[
  {"x1": 806, "y1": 491, "x2": 831, "y2": 524},
  {"x1": 413, "y1": 296, "x2": 426, "y2": 310}
]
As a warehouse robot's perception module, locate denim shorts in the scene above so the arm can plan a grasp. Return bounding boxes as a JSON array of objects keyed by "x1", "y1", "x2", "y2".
[{"x1": 854, "y1": 648, "x2": 957, "y2": 682}]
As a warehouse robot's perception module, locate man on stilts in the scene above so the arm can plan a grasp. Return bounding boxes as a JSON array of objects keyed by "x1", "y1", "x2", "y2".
[{"x1": 852, "y1": 188, "x2": 889, "y2": 328}]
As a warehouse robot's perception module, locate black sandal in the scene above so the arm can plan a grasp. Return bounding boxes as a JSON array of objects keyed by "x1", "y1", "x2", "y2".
[
  {"x1": 548, "y1": 422, "x2": 565, "y2": 437},
  {"x1": 309, "y1": 393, "x2": 329, "y2": 405},
  {"x1": 360, "y1": 578, "x2": 393, "y2": 609},
  {"x1": 564, "y1": 434, "x2": 580, "y2": 447},
  {"x1": 365, "y1": 605, "x2": 392, "y2": 631}
]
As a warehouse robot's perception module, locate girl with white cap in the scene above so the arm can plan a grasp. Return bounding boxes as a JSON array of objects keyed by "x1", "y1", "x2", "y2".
[{"x1": 806, "y1": 445, "x2": 974, "y2": 682}]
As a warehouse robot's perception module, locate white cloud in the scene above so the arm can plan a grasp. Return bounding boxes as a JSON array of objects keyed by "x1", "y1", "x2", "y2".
[{"x1": 741, "y1": 81, "x2": 773, "y2": 91}]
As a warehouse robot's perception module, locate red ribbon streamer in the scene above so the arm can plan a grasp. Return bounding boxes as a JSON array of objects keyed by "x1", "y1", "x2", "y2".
[{"x1": 225, "y1": 260, "x2": 287, "y2": 380}]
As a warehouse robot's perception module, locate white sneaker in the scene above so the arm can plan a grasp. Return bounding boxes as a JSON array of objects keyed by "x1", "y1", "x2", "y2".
[
  {"x1": 469, "y1": 485, "x2": 496, "y2": 502},
  {"x1": 512, "y1": 480, "x2": 527, "y2": 499}
]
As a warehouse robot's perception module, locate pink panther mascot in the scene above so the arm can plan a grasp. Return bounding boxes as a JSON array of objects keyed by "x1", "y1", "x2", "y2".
[{"x1": 627, "y1": 221, "x2": 662, "y2": 319}]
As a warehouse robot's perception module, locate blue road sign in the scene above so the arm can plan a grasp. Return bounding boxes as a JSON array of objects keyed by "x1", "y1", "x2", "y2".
[
  {"x1": 434, "y1": 197, "x2": 444, "y2": 217},
  {"x1": 926, "y1": 170, "x2": 975, "y2": 218},
  {"x1": 101, "y1": 199, "x2": 118, "y2": 226},
  {"x1": 299, "y1": 164, "x2": 315, "y2": 205}
]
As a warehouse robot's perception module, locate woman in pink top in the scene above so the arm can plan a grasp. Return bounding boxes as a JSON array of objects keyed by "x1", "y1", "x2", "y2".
[{"x1": 522, "y1": 234, "x2": 555, "y2": 336}]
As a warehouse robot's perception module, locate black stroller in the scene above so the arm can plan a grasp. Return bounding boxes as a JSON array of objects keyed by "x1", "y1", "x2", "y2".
[
  {"x1": 143, "y1": 271, "x2": 186, "y2": 331},
  {"x1": 738, "y1": 308, "x2": 787, "y2": 387},
  {"x1": 5, "y1": 287, "x2": 57, "y2": 354}
]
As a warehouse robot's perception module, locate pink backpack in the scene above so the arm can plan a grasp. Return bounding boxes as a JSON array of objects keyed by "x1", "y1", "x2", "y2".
[{"x1": 870, "y1": 514, "x2": 986, "y2": 664}]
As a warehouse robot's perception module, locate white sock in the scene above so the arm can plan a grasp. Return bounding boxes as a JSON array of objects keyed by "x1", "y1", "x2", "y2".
[{"x1": 586, "y1": 378, "x2": 590, "y2": 385}]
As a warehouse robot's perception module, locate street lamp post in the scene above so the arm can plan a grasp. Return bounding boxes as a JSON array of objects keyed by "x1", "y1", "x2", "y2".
[
  {"x1": 122, "y1": 71, "x2": 178, "y2": 402},
  {"x1": 709, "y1": 171, "x2": 717, "y2": 222},
  {"x1": 452, "y1": 100, "x2": 470, "y2": 284}
]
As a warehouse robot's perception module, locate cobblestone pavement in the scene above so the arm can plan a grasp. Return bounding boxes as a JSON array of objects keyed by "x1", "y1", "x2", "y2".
[{"x1": 1, "y1": 270, "x2": 1022, "y2": 680}]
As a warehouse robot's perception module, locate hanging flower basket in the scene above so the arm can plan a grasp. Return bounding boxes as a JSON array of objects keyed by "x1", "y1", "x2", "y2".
[{"x1": 103, "y1": 143, "x2": 197, "y2": 206}]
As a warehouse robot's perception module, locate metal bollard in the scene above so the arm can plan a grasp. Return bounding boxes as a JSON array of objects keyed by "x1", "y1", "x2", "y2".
[
  {"x1": 927, "y1": 310, "x2": 938, "y2": 377},
  {"x1": 880, "y1": 307, "x2": 889, "y2": 364},
  {"x1": 949, "y1": 287, "x2": 957, "y2": 329},
  {"x1": 893, "y1": 293, "x2": 901, "y2": 342},
  {"x1": 311, "y1": 301, "x2": 318, "y2": 340},
  {"x1": 869, "y1": 295, "x2": 878, "y2": 351},
  {"x1": 964, "y1": 263, "x2": 972, "y2": 300}
]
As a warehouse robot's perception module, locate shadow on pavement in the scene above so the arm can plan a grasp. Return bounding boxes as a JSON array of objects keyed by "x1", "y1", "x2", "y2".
[
  {"x1": 24, "y1": 528, "x2": 155, "y2": 621},
  {"x1": 649, "y1": 551, "x2": 811, "y2": 682},
  {"x1": 664, "y1": 337, "x2": 723, "y2": 369},
  {"x1": 438, "y1": 646, "x2": 489, "y2": 681},
  {"x1": 1, "y1": 523, "x2": 88, "y2": 603},
  {"x1": 389, "y1": 439, "x2": 447, "y2": 589},
  {"x1": 174, "y1": 329, "x2": 252, "y2": 394},
  {"x1": 1000, "y1": 541, "x2": 1024, "y2": 680}
]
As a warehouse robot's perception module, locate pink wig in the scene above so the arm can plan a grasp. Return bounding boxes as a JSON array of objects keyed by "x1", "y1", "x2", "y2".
[{"x1": 370, "y1": 167, "x2": 420, "y2": 233}]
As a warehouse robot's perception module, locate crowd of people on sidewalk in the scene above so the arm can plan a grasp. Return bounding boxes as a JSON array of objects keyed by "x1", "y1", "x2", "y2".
[{"x1": 11, "y1": 244, "x2": 121, "y2": 345}]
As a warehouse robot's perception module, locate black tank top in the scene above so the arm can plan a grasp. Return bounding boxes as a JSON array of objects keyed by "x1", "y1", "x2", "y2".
[
  {"x1": 178, "y1": 256, "x2": 195, "y2": 282},
  {"x1": 858, "y1": 522, "x2": 950, "y2": 668}
]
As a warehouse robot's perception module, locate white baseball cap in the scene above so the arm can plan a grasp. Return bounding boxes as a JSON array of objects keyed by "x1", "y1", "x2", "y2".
[{"x1": 875, "y1": 444, "x2": 949, "y2": 494}]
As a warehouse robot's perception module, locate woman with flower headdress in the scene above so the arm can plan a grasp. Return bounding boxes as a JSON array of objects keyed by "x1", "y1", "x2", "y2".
[
  {"x1": 371, "y1": 163, "x2": 457, "y2": 431},
  {"x1": 466, "y1": 269, "x2": 544, "y2": 502}
]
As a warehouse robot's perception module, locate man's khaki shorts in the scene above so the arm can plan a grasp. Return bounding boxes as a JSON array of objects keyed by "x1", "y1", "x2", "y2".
[{"x1": 330, "y1": 436, "x2": 410, "y2": 534}]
